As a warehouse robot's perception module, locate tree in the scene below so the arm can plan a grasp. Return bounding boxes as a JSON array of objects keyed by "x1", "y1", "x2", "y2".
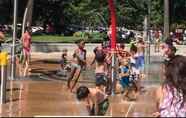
[{"x1": 164, "y1": 0, "x2": 170, "y2": 40}]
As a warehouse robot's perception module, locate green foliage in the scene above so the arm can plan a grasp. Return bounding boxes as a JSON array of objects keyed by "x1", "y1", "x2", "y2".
[{"x1": 0, "y1": 0, "x2": 186, "y2": 31}]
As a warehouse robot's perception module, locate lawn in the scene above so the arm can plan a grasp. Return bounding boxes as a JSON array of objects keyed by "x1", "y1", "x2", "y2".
[{"x1": 32, "y1": 35, "x2": 103, "y2": 43}]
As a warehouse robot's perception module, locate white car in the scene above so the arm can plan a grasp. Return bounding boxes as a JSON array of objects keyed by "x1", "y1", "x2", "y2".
[{"x1": 32, "y1": 26, "x2": 44, "y2": 33}]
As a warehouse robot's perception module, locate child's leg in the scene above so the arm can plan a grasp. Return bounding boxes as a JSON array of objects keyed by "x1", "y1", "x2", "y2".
[
  {"x1": 119, "y1": 78, "x2": 125, "y2": 92},
  {"x1": 67, "y1": 66, "x2": 76, "y2": 89},
  {"x1": 106, "y1": 75, "x2": 112, "y2": 95},
  {"x1": 70, "y1": 67, "x2": 81, "y2": 92},
  {"x1": 23, "y1": 60, "x2": 29, "y2": 77}
]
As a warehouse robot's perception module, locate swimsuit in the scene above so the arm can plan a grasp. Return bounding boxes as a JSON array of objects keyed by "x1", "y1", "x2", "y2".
[
  {"x1": 119, "y1": 66, "x2": 130, "y2": 89},
  {"x1": 95, "y1": 73, "x2": 107, "y2": 84},
  {"x1": 97, "y1": 98, "x2": 109, "y2": 115},
  {"x1": 90, "y1": 98, "x2": 109, "y2": 116},
  {"x1": 159, "y1": 86, "x2": 186, "y2": 117}
]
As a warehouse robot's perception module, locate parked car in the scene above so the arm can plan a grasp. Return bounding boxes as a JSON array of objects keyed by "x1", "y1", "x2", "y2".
[
  {"x1": 32, "y1": 26, "x2": 44, "y2": 35},
  {"x1": 117, "y1": 30, "x2": 135, "y2": 43}
]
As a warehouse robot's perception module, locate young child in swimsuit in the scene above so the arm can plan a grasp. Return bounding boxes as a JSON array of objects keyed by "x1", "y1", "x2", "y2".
[
  {"x1": 22, "y1": 27, "x2": 32, "y2": 77},
  {"x1": 57, "y1": 49, "x2": 71, "y2": 77},
  {"x1": 76, "y1": 82, "x2": 109, "y2": 116},
  {"x1": 119, "y1": 58, "x2": 130, "y2": 98},
  {"x1": 67, "y1": 40, "x2": 86, "y2": 92}
]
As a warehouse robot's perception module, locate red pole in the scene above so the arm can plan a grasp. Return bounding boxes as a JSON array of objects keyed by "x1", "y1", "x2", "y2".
[
  {"x1": 108, "y1": 0, "x2": 117, "y2": 95},
  {"x1": 108, "y1": 0, "x2": 117, "y2": 50}
]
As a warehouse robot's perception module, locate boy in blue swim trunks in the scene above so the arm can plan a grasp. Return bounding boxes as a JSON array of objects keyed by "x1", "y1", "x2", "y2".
[{"x1": 119, "y1": 58, "x2": 130, "y2": 99}]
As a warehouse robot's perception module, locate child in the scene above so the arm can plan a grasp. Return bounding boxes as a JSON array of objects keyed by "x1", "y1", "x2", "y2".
[
  {"x1": 136, "y1": 37, "x2": 145, "y2": 78},
  {"x1": 93, "y1": 46, "x2": 107, "y2": 81},
  {"x1": 67, "y1": 39, "x2": 86, "y2": 92},
  {"x1": 91, "y1": 44, "x2": 109, "y2": 93},
  {"x1": 76, "y1": 84, "x2": 109, "y2": 116},
  {"x1": 118, "y1": 58, "x2": 130, "y2": 98},
  {"x1": 117, "y1": 43, "x2": 130, "y2": 65},
  {"x1": 57, "y1": 49, "x2": 71, "y2": 77},
  {"x1": 91, "y1": 44, "x2": 105, "y2": 66},
  {"x1": 129, "y1": 44, "x2": 140, "y2": 96}
]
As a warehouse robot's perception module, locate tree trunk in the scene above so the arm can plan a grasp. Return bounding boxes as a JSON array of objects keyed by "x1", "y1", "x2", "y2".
[{"x1": 164, "y1": 0, "x2": 170, "y2": 40}]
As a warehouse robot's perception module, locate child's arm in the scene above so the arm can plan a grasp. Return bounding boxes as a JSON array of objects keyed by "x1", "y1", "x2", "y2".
[
  {"x1": 120, "y1": 71, "x2": 130, "y2": 77},
  {"x1": 85, "y1": 103, "x2": 93, "y2": 115},
  {"x1": 152, "y1": 86, "x2": 163, "y2": 117},
  {"x1": 90, "y1": 56, "x2": 96, "y2": 65},
  {"x1": 60, "y1": 60, "x2": 65, "y2": 69}
]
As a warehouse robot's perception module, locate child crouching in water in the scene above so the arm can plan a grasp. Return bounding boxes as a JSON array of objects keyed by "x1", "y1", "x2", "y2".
[{"x1": 76, "y1": 78, "x2": 109, "y2": 116}]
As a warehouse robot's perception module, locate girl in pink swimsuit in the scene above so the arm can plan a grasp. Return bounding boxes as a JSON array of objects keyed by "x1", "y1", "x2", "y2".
[{"x1": 22, "y1": 27, "x2": 32, "y2": 77}]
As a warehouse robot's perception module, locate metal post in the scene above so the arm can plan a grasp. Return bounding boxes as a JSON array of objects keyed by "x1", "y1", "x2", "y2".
[
  {"x1": 111, "y1": 53, "x2": 116, "y2": 95},
  {"x1": 11, "y1": 0, "x2": 18, "y2": 80},
  {"x1": 1, "y1": 65, "x2": 7, "y2": 104},
  {"x1": 164, "y1": 0, "x2": 170, "y2": 40},
  {"x1": 148, "y1": 0, "x2": 151, "y2": 64}
]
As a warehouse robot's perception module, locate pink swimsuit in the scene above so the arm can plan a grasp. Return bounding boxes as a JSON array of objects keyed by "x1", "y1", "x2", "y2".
[{"x1": 23, "y1": 32, "x2": 31, "y2": 55}]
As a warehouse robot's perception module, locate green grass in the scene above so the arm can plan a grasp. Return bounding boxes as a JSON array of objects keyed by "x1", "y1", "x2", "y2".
[
  {"x1": 32, "y1": 35, "x2": 103, "y2": 43},
  {"x1": 32, "y1": 36, "x2": 79, "y2": 43}
]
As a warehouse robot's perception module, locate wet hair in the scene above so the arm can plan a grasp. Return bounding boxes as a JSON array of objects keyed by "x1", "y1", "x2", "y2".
[
  {"x1": 164, "y1": 55, "x2": 186, "y2": 108},
  {"x1": 165, "y1": 37, "x2": 173, "y2": 46},
  {"x1": 120, "y1": 43, "x2": 125, "y2": 49},
  {"x1": 96, "y1": 77, "x2": 107, "y2": 87},
  {"x1": 76, "y1": 86, "x2": 90, "y2": 100},
  {"x1": 130, "y1": 44, "x2": 137, "y2": 53},
  {"x1": 95, "y1": 50, "x2": 106, "y2": 64},
  {"x1": 75, "y1": 39, "x2": 84, "y2": 44},
  {"x1": 167, "y1": 45, "x2": 177, "y2": 59}
]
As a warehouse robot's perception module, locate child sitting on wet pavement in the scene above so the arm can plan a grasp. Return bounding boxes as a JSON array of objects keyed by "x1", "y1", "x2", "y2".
[
  {"x1": 76, "y1": 79, "x2": 109, "y2": 116},
  {"x1": 57, "y1": 49, "x2": 71, "y2": 77}
]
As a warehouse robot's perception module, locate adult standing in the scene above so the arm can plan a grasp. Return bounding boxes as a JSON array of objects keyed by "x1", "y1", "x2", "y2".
[{"x1": 22, "y1": 27, "x2": 32, "y2": 77}]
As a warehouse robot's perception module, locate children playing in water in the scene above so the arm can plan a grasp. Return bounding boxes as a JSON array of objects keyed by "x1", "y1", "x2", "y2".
[
  {"x1": 76, "y1": 82, "x2": 109, "y2": 116},
  {"x1": 67, "y1": 39, "x2": 86, "y2": 92}
]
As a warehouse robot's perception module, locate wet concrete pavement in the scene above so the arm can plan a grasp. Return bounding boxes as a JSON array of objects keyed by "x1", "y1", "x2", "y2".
[{"x1": 0, "y1": 80, "x2": 157, "y2": 117}]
